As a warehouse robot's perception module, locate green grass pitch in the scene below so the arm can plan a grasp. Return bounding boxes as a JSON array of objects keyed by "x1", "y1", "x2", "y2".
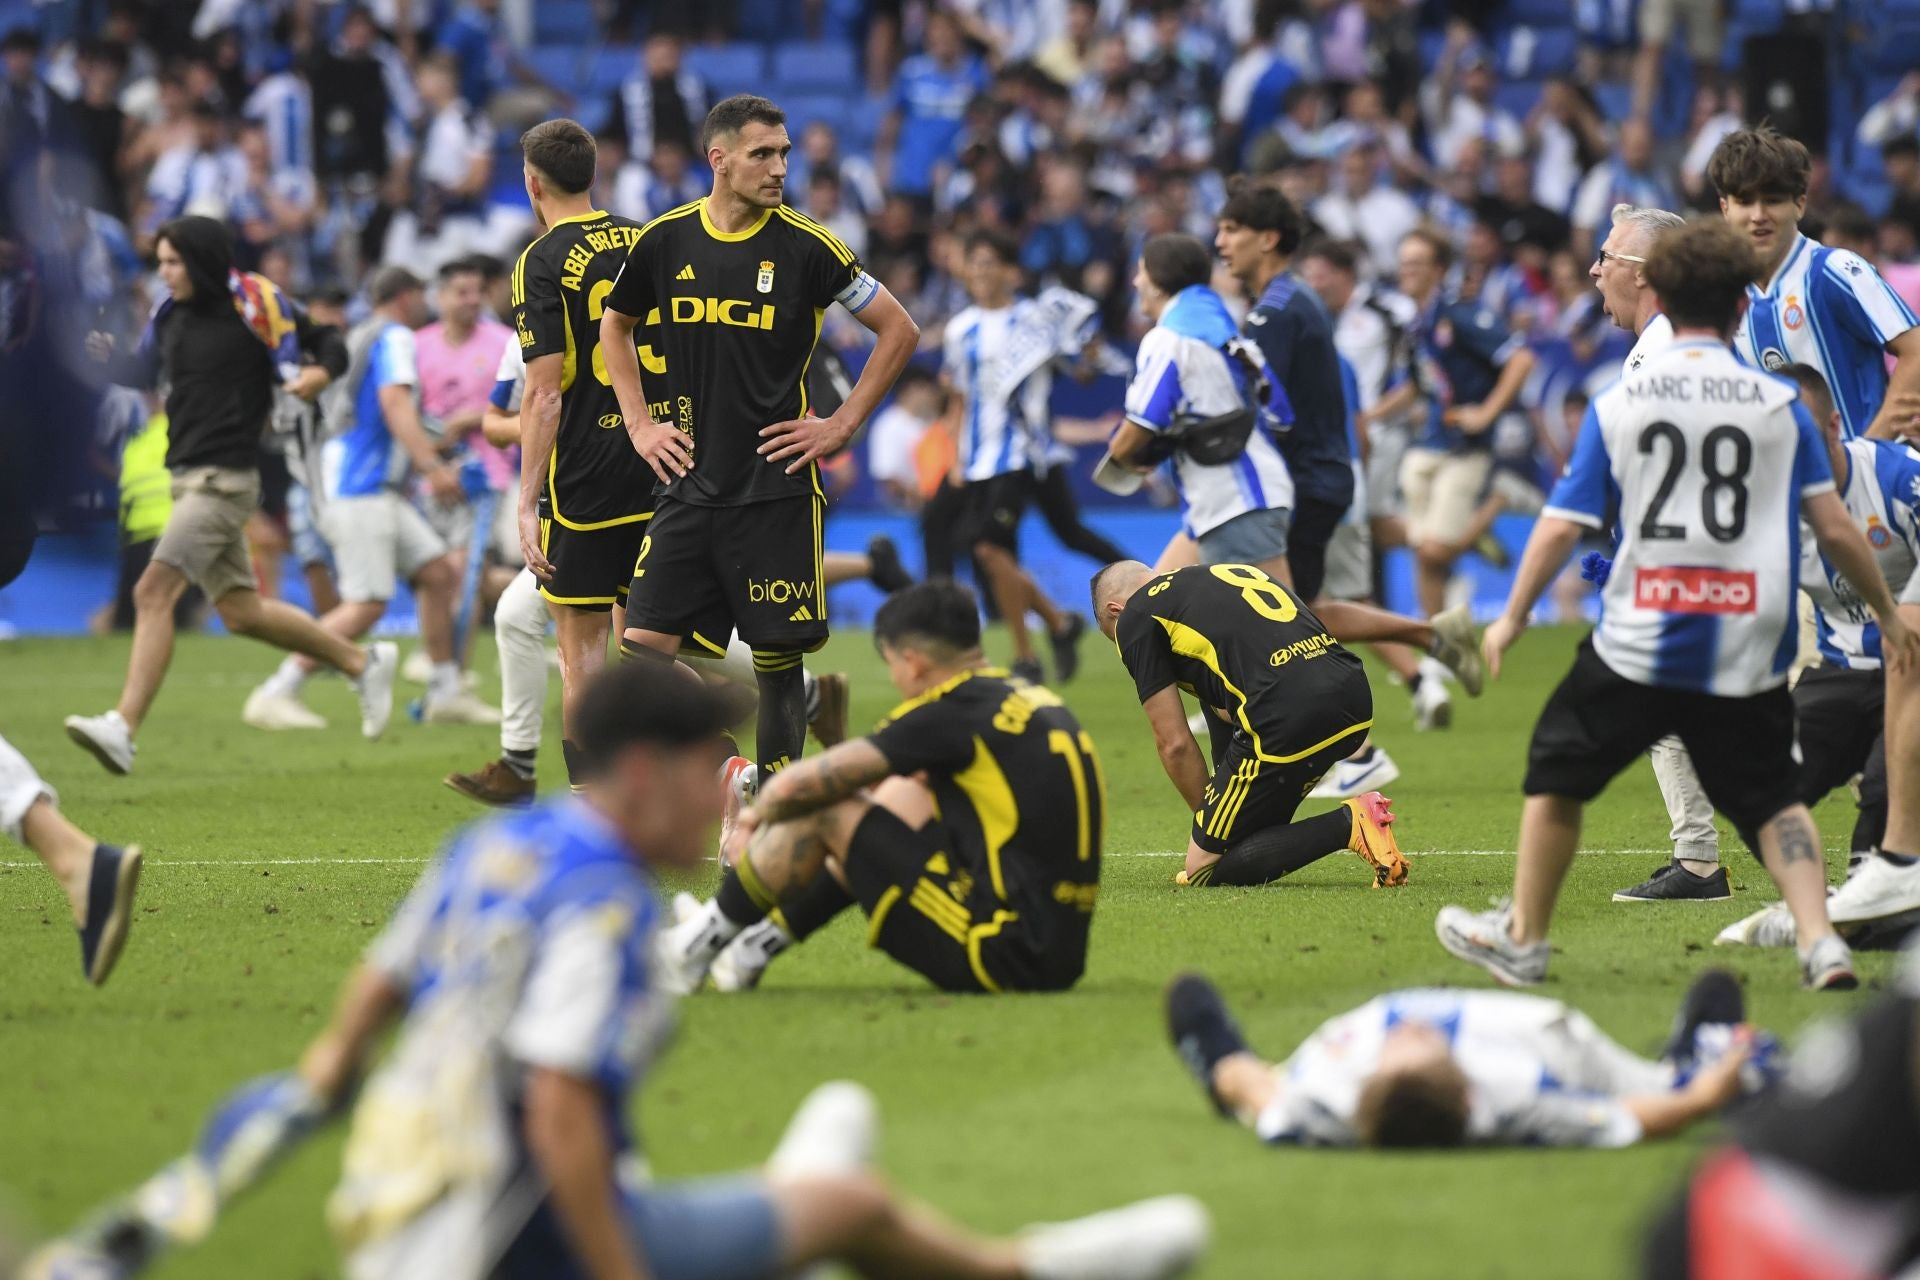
[{"x1": 0, "y1": 623, "x2": 1888, "y2": 1278}]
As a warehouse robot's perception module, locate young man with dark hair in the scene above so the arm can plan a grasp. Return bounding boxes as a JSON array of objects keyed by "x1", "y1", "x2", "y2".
[
  {"x1": 68, "y1": 216, "x2": 395, "y2": 774},
  {"x1": 942, "y1": 226, "x2": 1090, "y2": 683},
  {"x1": 1165, "y1": 971, "x2": 1762, "y2": 1150},
  {"x1": 1437, "y1": 220, "x2": 1919, "y2": 992},
  {"x1": 657, "y1": 580, "x2": 1106, "y2": 996},
  {"x1": 508, "y1": 118, "x2": 658, "y2": 789},
  {"x1": 1708, "y1": 124, "x2": 1920, "y2": 442},
  {"x1": 600, "y1": 93, "x2": 919, "y2": 787},
  {"x1": 1090, "y1": 559, "x2": 1407, "y2": 890},
  {"x1": 26, "y1": 660, "x2": 1208, "y2": 1280}
]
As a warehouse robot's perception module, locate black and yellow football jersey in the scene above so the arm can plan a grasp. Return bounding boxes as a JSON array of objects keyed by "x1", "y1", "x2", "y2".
[
  {"x1": 866, "y1": 668, "x2": 1104, "y2": 987},
  {"x1": 1117, "y1": 563, "x2": 1372, "y2": 763},
  {"x1": 605, "y1": 198, "x2": 876, "y2": 508},
  {"x1": 512, "y1": 209, "x2": 657, "y2": 529}
]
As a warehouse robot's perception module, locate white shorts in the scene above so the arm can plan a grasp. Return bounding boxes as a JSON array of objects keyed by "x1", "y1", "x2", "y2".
[
  {"x1": 1322, "y1": 520, "x2": 1374, "y2": 602},
  {"x1": 1400, "y1": 448, "x2": 1493, "y2": 547},
  {"x1": 0, "y1": 733, "x2": 54, "y2": 843},
  {"x1": 320, "y1": 492, "x2": 448, "y2": 604}
]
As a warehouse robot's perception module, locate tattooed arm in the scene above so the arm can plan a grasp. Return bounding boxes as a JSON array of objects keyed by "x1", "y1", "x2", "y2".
[{"x1": 750, "y1": 740, "x2": 896, "y2": 825}]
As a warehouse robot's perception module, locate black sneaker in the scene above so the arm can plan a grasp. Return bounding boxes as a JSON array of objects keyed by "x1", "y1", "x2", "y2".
[
  {"x1": 866, "y1": 534, "x2": 913, "y2": 594},
  {"x1": 1049, "y1": 613, "x2": 1087, "y2": 682},
  {"x1": 1011, "y1": 657, "x2": 1045, "y2": 684},
  {"x1": 1164, "y1": 974, "x2": 1248, "y2": 1118},
  {"x1": 1613, "y1": 862, "x2": 1731, "y2": 903},
  {"x1": 79, "y1": 842, "x2": 143, "y2": 986},
  {"x1": 1662, "y1": 969, "x2": 1745, "y2": 1065}
]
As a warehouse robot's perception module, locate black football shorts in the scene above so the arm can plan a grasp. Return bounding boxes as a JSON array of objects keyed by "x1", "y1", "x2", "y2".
[{"x1": 624, "y1": 493, "x2": 829, "y2": 651}]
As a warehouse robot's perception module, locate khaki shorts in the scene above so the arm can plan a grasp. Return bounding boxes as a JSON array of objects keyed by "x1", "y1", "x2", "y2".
[
  {"x1": 1640, "y1": 0, "x2": 1724, "y2": 62},
  {"x1": 151, "y1": 466, "x2": 261, "y2": 602},
  {"x1": 1400, "y1": 448, "x2": 1493, "y2": 547},
  {"x1": 321, "y1": 491, "x2": 448, "y2": 603}
]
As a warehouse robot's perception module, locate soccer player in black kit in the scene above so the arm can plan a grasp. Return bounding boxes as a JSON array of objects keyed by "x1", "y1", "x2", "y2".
[
  {"x1": 599, "y1": 94, "x2": 919, "y2": 785},
  {"x1": 510, "y1": 119, "x2": 659, "y2": 786},
  {"x1": 1091, "y1": 561, "x2": 1410, "y2": 890},
  {"x1": 657, "y1": 581, "x2": 1105, "y2": 995}
]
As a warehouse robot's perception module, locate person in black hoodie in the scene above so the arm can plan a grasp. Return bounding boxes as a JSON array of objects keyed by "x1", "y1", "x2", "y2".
[{"x1": 64, "y1": 216, "x2": 400, "y2": 777}]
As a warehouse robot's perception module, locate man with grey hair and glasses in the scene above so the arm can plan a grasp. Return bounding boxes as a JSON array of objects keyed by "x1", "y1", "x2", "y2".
[{"x1": 1587, "y1": 203, "x2": 1732, "y2": 904}]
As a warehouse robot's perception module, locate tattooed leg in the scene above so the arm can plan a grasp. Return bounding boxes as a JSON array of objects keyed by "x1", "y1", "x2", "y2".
[{"x1": 1757, "y1": 804, "x2": 1840, "y2": 951}]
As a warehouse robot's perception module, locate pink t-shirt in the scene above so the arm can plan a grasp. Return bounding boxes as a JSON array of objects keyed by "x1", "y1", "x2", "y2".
[{"x1": 416, "y1": 318, "x2": 515, "y2": 489}]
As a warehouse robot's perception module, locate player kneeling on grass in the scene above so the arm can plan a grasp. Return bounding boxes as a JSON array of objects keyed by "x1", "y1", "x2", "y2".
[
  {"x1": 1434, "y1": 220, "x2": 1920, "y2": 993},
  {"x1": 24, "y1": 660, "x2": 1204, "y2": 1280},
  {"x1": 1090, "y1": 560, "x2": 1410, "y2": 890},
  {"x1": 661, "y1": 579, "x2": 1105, "y2": 995},
  {"x1": 1166, "y1": 969, "x2": 1769, "y2": 1149}
]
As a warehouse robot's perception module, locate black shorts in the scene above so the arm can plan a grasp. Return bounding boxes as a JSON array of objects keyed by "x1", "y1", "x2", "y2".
[
  {"x1": 1524, "y1": 638, "x2": 1801, "y2": 848},
  {"x1": 842, "y1": 805, "x2": 1084, "y2": 993},
  {"x1": 957, "y1": 470, "x2": 1033, "y2": 553},
  {"x1": 1192, "y1": 721, "x2": 1367, "y2": 855},
  {"x1": 625, "y1": 493, "x2": 828, "y2": 652},
  {"x1": 1793, "y1": 664, "x2": 1886, "y2": 807},
  {"x1": 1286, "y1": 494, "x2": 1351, "y2": 603},
  {"x1": 536, "y1": 495, "x2": 649, "y2": 612}
]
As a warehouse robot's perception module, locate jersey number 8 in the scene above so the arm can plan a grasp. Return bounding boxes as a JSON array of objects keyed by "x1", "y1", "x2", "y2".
[
  {"x1": 1638, "y1": 421, "x2": 1752, "y2": 544},
  {"x1": 1209, "y1": 563, "x2": 1299, "y2": 622}
]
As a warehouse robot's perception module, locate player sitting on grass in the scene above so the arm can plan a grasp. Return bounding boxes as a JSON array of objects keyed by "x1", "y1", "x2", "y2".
[
  {"x1": 1435, "y1": 220, "x2": 1919, "y2": 993},
  {"x1": 659, "y1": 579, "x2": 1106, "y2": 995},
  {"x1": 0, "y1": 733, "x2": 141, "y2": 987},
  {"x1": 1165, "y1": 970, "x2": 1768, "y2": 1148},
  {"x1": 24, "y1": 661, "x2": 1205, "y2": 1280},
  {"x1": 1090, "y1": 560, "x2": 1409, "y2": 889}
]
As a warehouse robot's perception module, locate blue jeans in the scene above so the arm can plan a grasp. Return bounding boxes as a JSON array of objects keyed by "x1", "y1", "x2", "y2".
[
  {"x1": 500, "y1": 1175, "x2": 785, "y2": 1280},
  {"x1": 1197, "y1": 506, "x2": 1293, "y2": 566}
]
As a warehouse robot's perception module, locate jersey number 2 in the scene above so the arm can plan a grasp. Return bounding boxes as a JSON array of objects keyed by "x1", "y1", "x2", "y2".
[
  {"x1": 1209, "y1": 564, "x2": 1298, "y2": 622},
  {"x1": 1637, "y1": 422, "x2": 1751, "y2": 543}
]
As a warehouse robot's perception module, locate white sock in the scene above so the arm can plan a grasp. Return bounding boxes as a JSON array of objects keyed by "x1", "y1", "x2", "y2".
[
  {"x1": 262, "y1": 655, "x2": 307, "y2": 697},
  {"x1": 1417, "y1": 654, "x2": 1451, "y2": 685},
  {"x1": 711, "y1": 637, "x2": 758, "y2": 690},
  {"x1": 427, "y1": 660, "x2": 461, "y2": 701}
]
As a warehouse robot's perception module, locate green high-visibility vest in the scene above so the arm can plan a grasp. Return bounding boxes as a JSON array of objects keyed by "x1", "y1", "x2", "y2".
[{"x1": 120, "y1": 414, "x2": 172, "y2": 544}]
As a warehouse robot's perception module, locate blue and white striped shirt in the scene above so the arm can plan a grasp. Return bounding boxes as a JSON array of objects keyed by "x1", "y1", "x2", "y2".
[{"x1": 1802, "y1": 436, "x2": 1920, "y2": 670}]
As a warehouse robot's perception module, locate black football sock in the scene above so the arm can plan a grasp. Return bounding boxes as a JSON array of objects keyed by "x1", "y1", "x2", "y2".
[
  {"x1": 774, "y1": 874, "x2": 855, "y2": 941},
  {"x1": 1882, "y1": 850, "x2": 1920, "y2": 867},
  {"x1": 752, "y1": 654, "x2": 808, "y2": 778},
  {"x1": 502, "y1": 747, "x2": 537, "y2": 781},
  {"x1": 1196, "y1": 811, "x2": 1353, "y2": 886},
  {"x1": 561, "y1": 739, "x2": 585, "y2": 790},
  {"x1": 713, "y1": 851, "x2": 779, "y2": 929},
  {"x1": 1203, "y1": 707, "x2": 1236, "y2": 770}
]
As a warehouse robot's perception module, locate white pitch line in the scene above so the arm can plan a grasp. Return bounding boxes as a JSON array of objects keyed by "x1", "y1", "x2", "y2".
[{"x1": 2, "y1": 848, "x2": 1680, "y2": 870}]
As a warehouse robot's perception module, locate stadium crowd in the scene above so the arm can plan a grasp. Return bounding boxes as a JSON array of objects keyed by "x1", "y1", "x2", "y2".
[{"x1": 2, "y1": 0, "x2": 1916, "y2": 607}]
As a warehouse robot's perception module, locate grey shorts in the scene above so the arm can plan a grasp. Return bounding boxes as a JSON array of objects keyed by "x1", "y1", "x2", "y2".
[
  {"x1": 1197, "y1": 506, "x2": 1292, "y2": 566},
  {"x1": 151, "y1": 465, "x2": 261, "y2": 602},
  {"x1": 493, "y1": 1175, "x2": 784, "y2": 1280},
  {"x1": 1322, "y1": 519, "x2": 1374, "y2": 602},
  {"x1": 319, "y1": 491, "x2": 447, "y2": 603}
]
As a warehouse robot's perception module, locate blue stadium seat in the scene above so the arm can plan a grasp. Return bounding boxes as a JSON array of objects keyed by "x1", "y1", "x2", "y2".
[
  {"x1": 1496, "y1": 26, "x2": 1577, "y2": 78},
  {"x1": 1505, "y1": 0, "x2": 1575, "y2": 24},
  {"x1": 1729, "y1": 0, "x2": 1784, "y2": 24},
  {"x1": 684, "y1": 43, "x2": 767, "y2": 96},
  {"x1": 533, "y1": 0, "x2": 597, "y2": 44},
  {"x1": 1592, "y1": 80, "x2": 1633, "y2": 122},
  {"x1": 771, "y1": 41, "x2": 860, "y2": 93},
  {"x1": 736, "y1": 0, "x2": 803, "y2": 33},
  {"x1": 780, "y1": 92, "x2": 854, "y2": 139},
  {"x1": 1867, "y1": 25, "x2": 1920, "y2": 74},
  {"x1": 1494, "y1": 80, "x2": 1544, "y2": 120},
  {"x1": 590, "y1": 46, "x2": 643, "y2": 94},
  {"x1": 526, "y1": 46, "x2": 582, "y2": 93}
]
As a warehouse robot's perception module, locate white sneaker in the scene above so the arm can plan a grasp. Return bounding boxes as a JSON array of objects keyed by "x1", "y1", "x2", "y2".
[
  {"x1": 1714, "y1": 904, "x2": 1796, "y2": 948},
  {"x1": 712, "y1": 918, "x2": 792, "y2": 992},
  {"x1": 65, "y1": 710, "x2": 135, "y2": 775},
  {"x1": 654, "y1": 895, "x2": 736, "y2": 995},
  {"x1": 1022, "y1": 1195, "x2": 1210, "y2": 1280},
  {"x1": 1309, "y1": 747, "x2": 1401, "y2": 800},
  {"x1": 354, "y1": 642, "x2": 399, "y2": 740},
  {"x1": 717, "y1": 756, "x2": 760, "y2": 869},
  {"x1": 242, "y1": 687, "x2": 327, "y2": 731},
  {"x1": 1801, "y1": 934, "x2": 1859, "y2": 991},
  {"x1": 1827, "y1": 855, "x2": 1920, "y2": 926},
  {"x1": 421, "y1": 689, "x2": 503, "y2": 725},
  {"x1": 1411, "y1": 674, "x2": 1453, "y2": 730},
  {"x1": 400, "y1": 647, "x2": 432, "y2": 685},
  {"x1": 1434, "y1": 900, "x2": 1550, "y2": 986},
  {"x1": 1427, "y1": 605, "x2": 1485, "y2": 696},
  {"x1": 16, "y1": 1239, "x2": 126, "y2": 1280},
  {"x1": 766, "y1": 1080, "x2": 879, "y2": 1176}
]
